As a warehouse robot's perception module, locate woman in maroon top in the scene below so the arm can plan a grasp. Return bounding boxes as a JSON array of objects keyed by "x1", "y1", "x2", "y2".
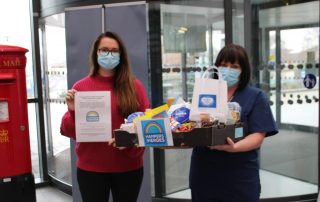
[{"x1": 60, "y1": 32, "x2": 150, "y2": 202}]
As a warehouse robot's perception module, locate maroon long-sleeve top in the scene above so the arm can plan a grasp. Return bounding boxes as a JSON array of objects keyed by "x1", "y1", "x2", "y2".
[{"x1": 60, "y1": 75, "x2": 150, "y2": 172}]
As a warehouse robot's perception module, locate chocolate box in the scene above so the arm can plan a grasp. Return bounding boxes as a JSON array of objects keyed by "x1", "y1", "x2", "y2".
[{"x1": 114, "y1": 122, "x2": 244, "y2": 147}]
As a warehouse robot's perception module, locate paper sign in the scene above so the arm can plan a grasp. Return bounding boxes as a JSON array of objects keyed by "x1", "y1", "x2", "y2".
[
  {"x1": 136, "y1": 118, "x2": 173, "y2": 147},
  {"x1": 75, "y1": 91, "x2": 111, "y2": 142}
]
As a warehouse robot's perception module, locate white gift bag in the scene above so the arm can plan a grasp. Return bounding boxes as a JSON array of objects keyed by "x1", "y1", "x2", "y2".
[{"x1": 189, "y1": 66, "x2": 228, "y2": 122}]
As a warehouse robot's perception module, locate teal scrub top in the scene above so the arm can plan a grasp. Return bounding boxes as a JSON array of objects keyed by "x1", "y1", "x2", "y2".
[{"x1": 190, "y1": 86, "x2": 278, "y2": 201}]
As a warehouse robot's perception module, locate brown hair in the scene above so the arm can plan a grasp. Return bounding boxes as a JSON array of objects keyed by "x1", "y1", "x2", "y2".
[
  {"x1": 215, "y1": 44, "x2": 251, "y2": 91},
  {"x1": 89, "y1": 32, "x2": 139, "y2": 117}
]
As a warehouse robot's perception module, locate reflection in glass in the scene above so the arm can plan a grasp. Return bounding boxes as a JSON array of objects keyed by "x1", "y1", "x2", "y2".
[
  {"x1": 160, "y1": 1, "x2": 225, "y2": 196},
  {"x1": 232, "y1": 0, "x2": 245, "y2": 46},
  {"x1": 161, "y1": 3, "x2": 225, "y2": 102}
]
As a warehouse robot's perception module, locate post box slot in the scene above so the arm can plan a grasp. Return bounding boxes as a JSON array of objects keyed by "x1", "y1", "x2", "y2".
[{"x1": 0, "y1": 73, "x2": 16, "y2": 83}]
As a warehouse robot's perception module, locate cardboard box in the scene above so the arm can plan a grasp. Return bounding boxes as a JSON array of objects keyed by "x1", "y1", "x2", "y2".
[{"x1": 114, "y1": 122, "x2": 244, "y2": 147}]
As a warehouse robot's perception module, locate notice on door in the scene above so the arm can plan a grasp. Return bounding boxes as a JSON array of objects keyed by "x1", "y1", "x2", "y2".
[{"x1": 75, "y1": 91, "x2": 111, "y2": 142}]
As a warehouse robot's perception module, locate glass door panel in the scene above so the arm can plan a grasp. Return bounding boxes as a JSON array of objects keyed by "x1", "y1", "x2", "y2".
[
  {"x1": 160, "y1": 1, "x2": 225, "y2": 196},
  {"x1": 260, "y1": 26, "x2": 319, "y2": 198},
  {"x1": 280, "y1": 28, "x2": 319, "y2": 128},
  {"x1": 41, "y1": 13, "x2": 71, "y2": 185},
  {"x1": 161, "y1": 2, "x2": 225, "y2": 102}
]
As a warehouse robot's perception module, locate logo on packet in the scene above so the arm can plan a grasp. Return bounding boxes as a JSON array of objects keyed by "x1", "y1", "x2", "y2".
[{"x1": 171, "y1": 107, "x2": 190, "y2": 123}]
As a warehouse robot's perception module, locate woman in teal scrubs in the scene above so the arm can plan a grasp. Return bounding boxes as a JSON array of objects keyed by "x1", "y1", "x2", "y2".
[{"x1": 189, "y1": 44, "x2": 278, "y2": 202}]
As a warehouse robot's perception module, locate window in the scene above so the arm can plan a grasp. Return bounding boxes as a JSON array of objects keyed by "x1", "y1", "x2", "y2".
[{"x1": 0, "y1": 0, "x2": 41, "y2": 181}]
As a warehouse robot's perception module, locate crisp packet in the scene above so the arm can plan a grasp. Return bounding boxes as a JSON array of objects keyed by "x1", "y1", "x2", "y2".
[
  {"x1": 171, "y1": 107, "x2": 190, "y2": 124},
  {"x1": 169, "y1": 117, "x2": 181, "y2": 131}
]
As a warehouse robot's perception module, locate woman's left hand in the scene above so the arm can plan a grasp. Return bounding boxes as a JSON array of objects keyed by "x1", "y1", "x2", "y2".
[
  {"x1": 209, "y1": 137, "x2": 238, "y2": 152},
  {"x1": 108, "y1": 138, "x2": 127, "y2": 150}
]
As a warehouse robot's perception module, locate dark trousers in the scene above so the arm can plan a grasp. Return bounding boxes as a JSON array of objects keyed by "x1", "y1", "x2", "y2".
[
  {"x1": 77, "y1": 167, "x2": 143, "y2": 202},
  {"x1": 191, "y1": 186, "x2": 259, "y2": 202}
]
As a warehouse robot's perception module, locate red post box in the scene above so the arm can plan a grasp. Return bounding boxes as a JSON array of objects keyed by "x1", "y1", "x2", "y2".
[{"x1": 0, "y1": 45, "x2": 36, "y2": 202}]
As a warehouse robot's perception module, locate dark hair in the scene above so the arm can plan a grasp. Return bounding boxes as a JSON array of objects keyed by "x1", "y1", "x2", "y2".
[
  {"x1": 89, "y1": 32, "x2": 139, "y2": 117},
  {"x1": 214, "y1": 44, "x2": 251, "y2": 91}
]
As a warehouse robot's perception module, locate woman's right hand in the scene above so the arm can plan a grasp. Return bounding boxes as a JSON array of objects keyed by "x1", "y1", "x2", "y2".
[{"x1": 66, "y1": 89, "x2": 77, "y2": 111}]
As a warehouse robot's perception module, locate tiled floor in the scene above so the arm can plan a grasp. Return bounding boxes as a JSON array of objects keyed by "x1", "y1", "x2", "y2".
[
  {"x1": 165, "y1": 169, "x2": 318, "y2": 199},
  {"x1": 36, "y1": 186, "x2": 72, "y2": 202},
  {"x1": 35, "y1": 169, "x2": 318, "y2": 202}
]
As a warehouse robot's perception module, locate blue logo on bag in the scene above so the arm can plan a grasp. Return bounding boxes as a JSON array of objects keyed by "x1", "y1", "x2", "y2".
[
  {"x1": 141, "y1": 119, "x2": 168, "y2": 146},
  {"x1": 198, "y1": 94, "x2": 216, "y2": 108},
  {"x1": 86, "y1": 111, "x2": 99, "y2": 122}
]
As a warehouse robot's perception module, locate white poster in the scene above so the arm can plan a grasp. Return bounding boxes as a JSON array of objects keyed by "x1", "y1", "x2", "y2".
[{"x1": 75, "y1": 91, "x2": 111, "y2": 142}]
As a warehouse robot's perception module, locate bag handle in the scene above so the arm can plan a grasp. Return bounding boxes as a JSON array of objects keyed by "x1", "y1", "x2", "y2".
[{"x1": 201, "y1": 65, "x2": 222, "y2": 79}]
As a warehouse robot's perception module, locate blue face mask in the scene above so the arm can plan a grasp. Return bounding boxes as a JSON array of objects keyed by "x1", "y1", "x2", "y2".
[
  {"x1": 97, "y1": 53, "x2": 120, "y2": 70},
  {"x1": 219, "y1": 67, "x2": 241, "y2": 87}
]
